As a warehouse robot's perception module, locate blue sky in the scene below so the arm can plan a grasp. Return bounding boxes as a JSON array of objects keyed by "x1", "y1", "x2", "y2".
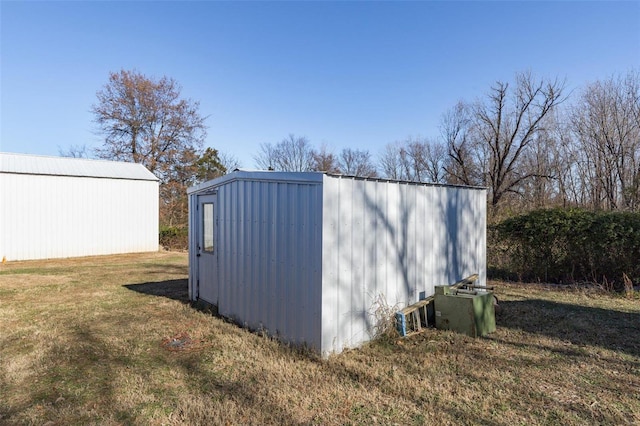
[{"x1": 1, "y1": 1, "x2": 639, "y2": 168}]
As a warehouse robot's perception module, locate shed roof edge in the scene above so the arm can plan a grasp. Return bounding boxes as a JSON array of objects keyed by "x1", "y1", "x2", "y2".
[
  {"x1": 188, "y1": 170, "x2": 487, "y2": 194},
  {"x1": 187, "y1": 171, "x2": 324, "y2": 194}
]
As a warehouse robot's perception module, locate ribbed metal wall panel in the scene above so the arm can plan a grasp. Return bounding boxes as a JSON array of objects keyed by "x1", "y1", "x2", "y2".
[
  {"x1": 188, "y1": 171, "x2": 485, "y2": 356},
  {"x1": 0, "y1": 173, "x2": 158, "y2": 261},
  {"x1": 211, "y1": 178, "x2": 324, "y2": 350},
  {"x1": 320, "y1": 175, "x2": 486, "y2": 354}
]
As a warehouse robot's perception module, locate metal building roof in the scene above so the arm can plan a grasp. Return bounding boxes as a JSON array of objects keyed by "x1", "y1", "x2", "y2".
[
  {"x1": 0, "y1": 152, "x2": 158, "y2": 181},
  {"x1": 187, "y1": 170, "x2": 323, "y2": 194},
  {"x1": 188, "y1": 169, "x2": 486, "y2": 195}
]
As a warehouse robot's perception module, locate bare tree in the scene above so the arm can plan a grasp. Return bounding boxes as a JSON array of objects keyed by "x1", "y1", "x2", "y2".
[
  {"x1": 379, "y1": 138, "x2": 446, "y2": 183},
  {"x1": 312, "y1": 143, "x2": 340, "y2": 172},
  {"x1": 400, "y1": 139, "x2": 447, "y2": 183},
  {"x1": 337, "y1": 148, "x2": 377, "y2": 177},
  {"x1": 254, "y1": 143, "x2": 278, "y2": 171},
  {"x1": 570, "y1": 70, "x2": 640, "y2": 210},
  {"x1": 379, "y1": 142, "x2": 405, "y2": 180},
  {"x1": 59, "y1": 144, "x2": 89, "y2": 158},
  {"x1": 422, "y1": 140, "x2": 448, "y2": 183},
  {"x1": 515, "y1": 117, "x2": 564, "y2": 209},
  {"x1": 91, "y1": 69, "x2": 210, "y2": 228},
  {"x1": 398, "y1": 141, "x2": 426, "y2": 182},
  {"x1": 92, "y1": 69, "x2": 207, "y2": 184},
  {"x1": 441, "y1": 102, "x2": 481, "y2": 186},
  {"x1": 481, "y1": 73, "x2": 566, "y2": 208},
  {"x1": 545, "y1": 112, "x2": 585, "y2": 208},
  {"x1": 254, "y1": 134, "x2": 315, "y2": 172},
  {"x1": 443, "y1": 73, "x2": 566, "y2": 210},
  {"x1": 218, "y1": 150, "x2": 241, "y2": 173}
]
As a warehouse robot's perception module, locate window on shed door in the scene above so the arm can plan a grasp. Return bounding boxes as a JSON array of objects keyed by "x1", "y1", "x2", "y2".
[{"x1": 203, "y1": 203, "x2": 214, "y2": 253}]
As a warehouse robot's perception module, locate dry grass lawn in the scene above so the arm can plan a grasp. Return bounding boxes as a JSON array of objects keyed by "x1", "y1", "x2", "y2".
[{"x1": 0, "y1": 252, "x2": 638, "y2": 425}]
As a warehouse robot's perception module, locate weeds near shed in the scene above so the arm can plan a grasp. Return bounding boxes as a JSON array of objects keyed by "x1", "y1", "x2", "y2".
[
  {"x1": 368, "y1": 293, "x2": 400, "y2": 339},
  {"x1": 623, "y1": 273, "x2": 635, "y2": 299}
]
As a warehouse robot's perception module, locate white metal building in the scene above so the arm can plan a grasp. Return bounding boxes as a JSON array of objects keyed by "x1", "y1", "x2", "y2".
[
  {"x1": 188, "y1": 171, "x2": 486, "y2": 355},
  {"x1": 0, "y1": 152, "x2": 159, "y2": 261}
]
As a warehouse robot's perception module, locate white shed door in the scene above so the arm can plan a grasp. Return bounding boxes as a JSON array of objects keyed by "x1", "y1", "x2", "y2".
[{"x1": 197, "y1": 194, "x2": 218, "y2": 305}]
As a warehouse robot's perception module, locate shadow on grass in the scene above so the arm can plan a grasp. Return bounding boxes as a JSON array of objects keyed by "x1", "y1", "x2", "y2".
[
  {"x1": 124, "y1": 279, "x2": 189, "y2": 304},
  {"x1": 498, "y1": 299, "x2": 640, "y2": 357}
]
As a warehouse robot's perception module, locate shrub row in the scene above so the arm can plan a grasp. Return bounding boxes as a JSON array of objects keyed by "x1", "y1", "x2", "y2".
[
  {"x1": 159, "y1": 226, "x2": 188, "y2": 251},
  {"x1": 488, "y1": 208, "x2": 640, "y2": 290}
]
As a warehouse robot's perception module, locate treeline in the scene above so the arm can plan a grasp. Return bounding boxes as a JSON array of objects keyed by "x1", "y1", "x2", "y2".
[
  {"x1": 255, "y1": 70, "x2": 640, "y2": 219},
  {"x1": 253, "y1": 70, "x2": 640, "y2": 289},
  {"x1": 81, "y1": 68, "x2": 640, "y2": 274}
]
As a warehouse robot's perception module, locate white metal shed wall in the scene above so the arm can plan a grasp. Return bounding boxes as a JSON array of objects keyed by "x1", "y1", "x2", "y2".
[
  {"x1": 188, "y1": 171, "x2": 486, "y2": 356},
  {"x1": 0, "y1": 158, "x2": 158, "y2": 261},
  {"x1": 320, "y1": 175, "x2": 486, "y2": 354},
  {"x1": 192, "y1": 174, "x2": 324, "y2": 350}
]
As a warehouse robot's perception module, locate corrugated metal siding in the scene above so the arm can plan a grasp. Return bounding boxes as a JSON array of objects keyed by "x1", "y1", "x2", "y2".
[
  {"x1": 0, "y1": 173, "x2": 158, "y2": 261},
  {"x1": 188, "y1": 171, "x2": 486, "y2": 356},
  {"x1": 213, "y1": 178, "x2": 324, "y2": 350},
  {"x1": 0, "y1": 152, "x2": 158, "y2": 181},
  {"x1": 188, "y1": 194, "x2": 197, "y2": 301},
  {"x1": 320, "y1": 175, "x2": 486, "y2": 354}
]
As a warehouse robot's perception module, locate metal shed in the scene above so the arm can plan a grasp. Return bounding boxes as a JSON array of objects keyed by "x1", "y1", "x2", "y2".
[
  {"x1": 188, "y1": 171, "x2": 486, "y2": 355},
  {"x1": 0, "y1": 152, "x2": 159, "y2": 261}
]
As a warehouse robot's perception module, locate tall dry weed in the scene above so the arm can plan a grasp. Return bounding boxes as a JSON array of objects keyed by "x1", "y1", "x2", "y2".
[
  {"x1": 368, "y1": 293, "x2": 400, "y2": 339},
  {"x1": 623, "y1": 273, "x2": 634, "y2": 299}
]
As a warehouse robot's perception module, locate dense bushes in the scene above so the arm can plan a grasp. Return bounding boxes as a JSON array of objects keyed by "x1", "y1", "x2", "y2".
[
  {"x1": 489, "y1": 208, "x2": 640, "y2": 290},
  {"x1": 159, "y1": 226, "x2": 188, "y2": 251}
]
